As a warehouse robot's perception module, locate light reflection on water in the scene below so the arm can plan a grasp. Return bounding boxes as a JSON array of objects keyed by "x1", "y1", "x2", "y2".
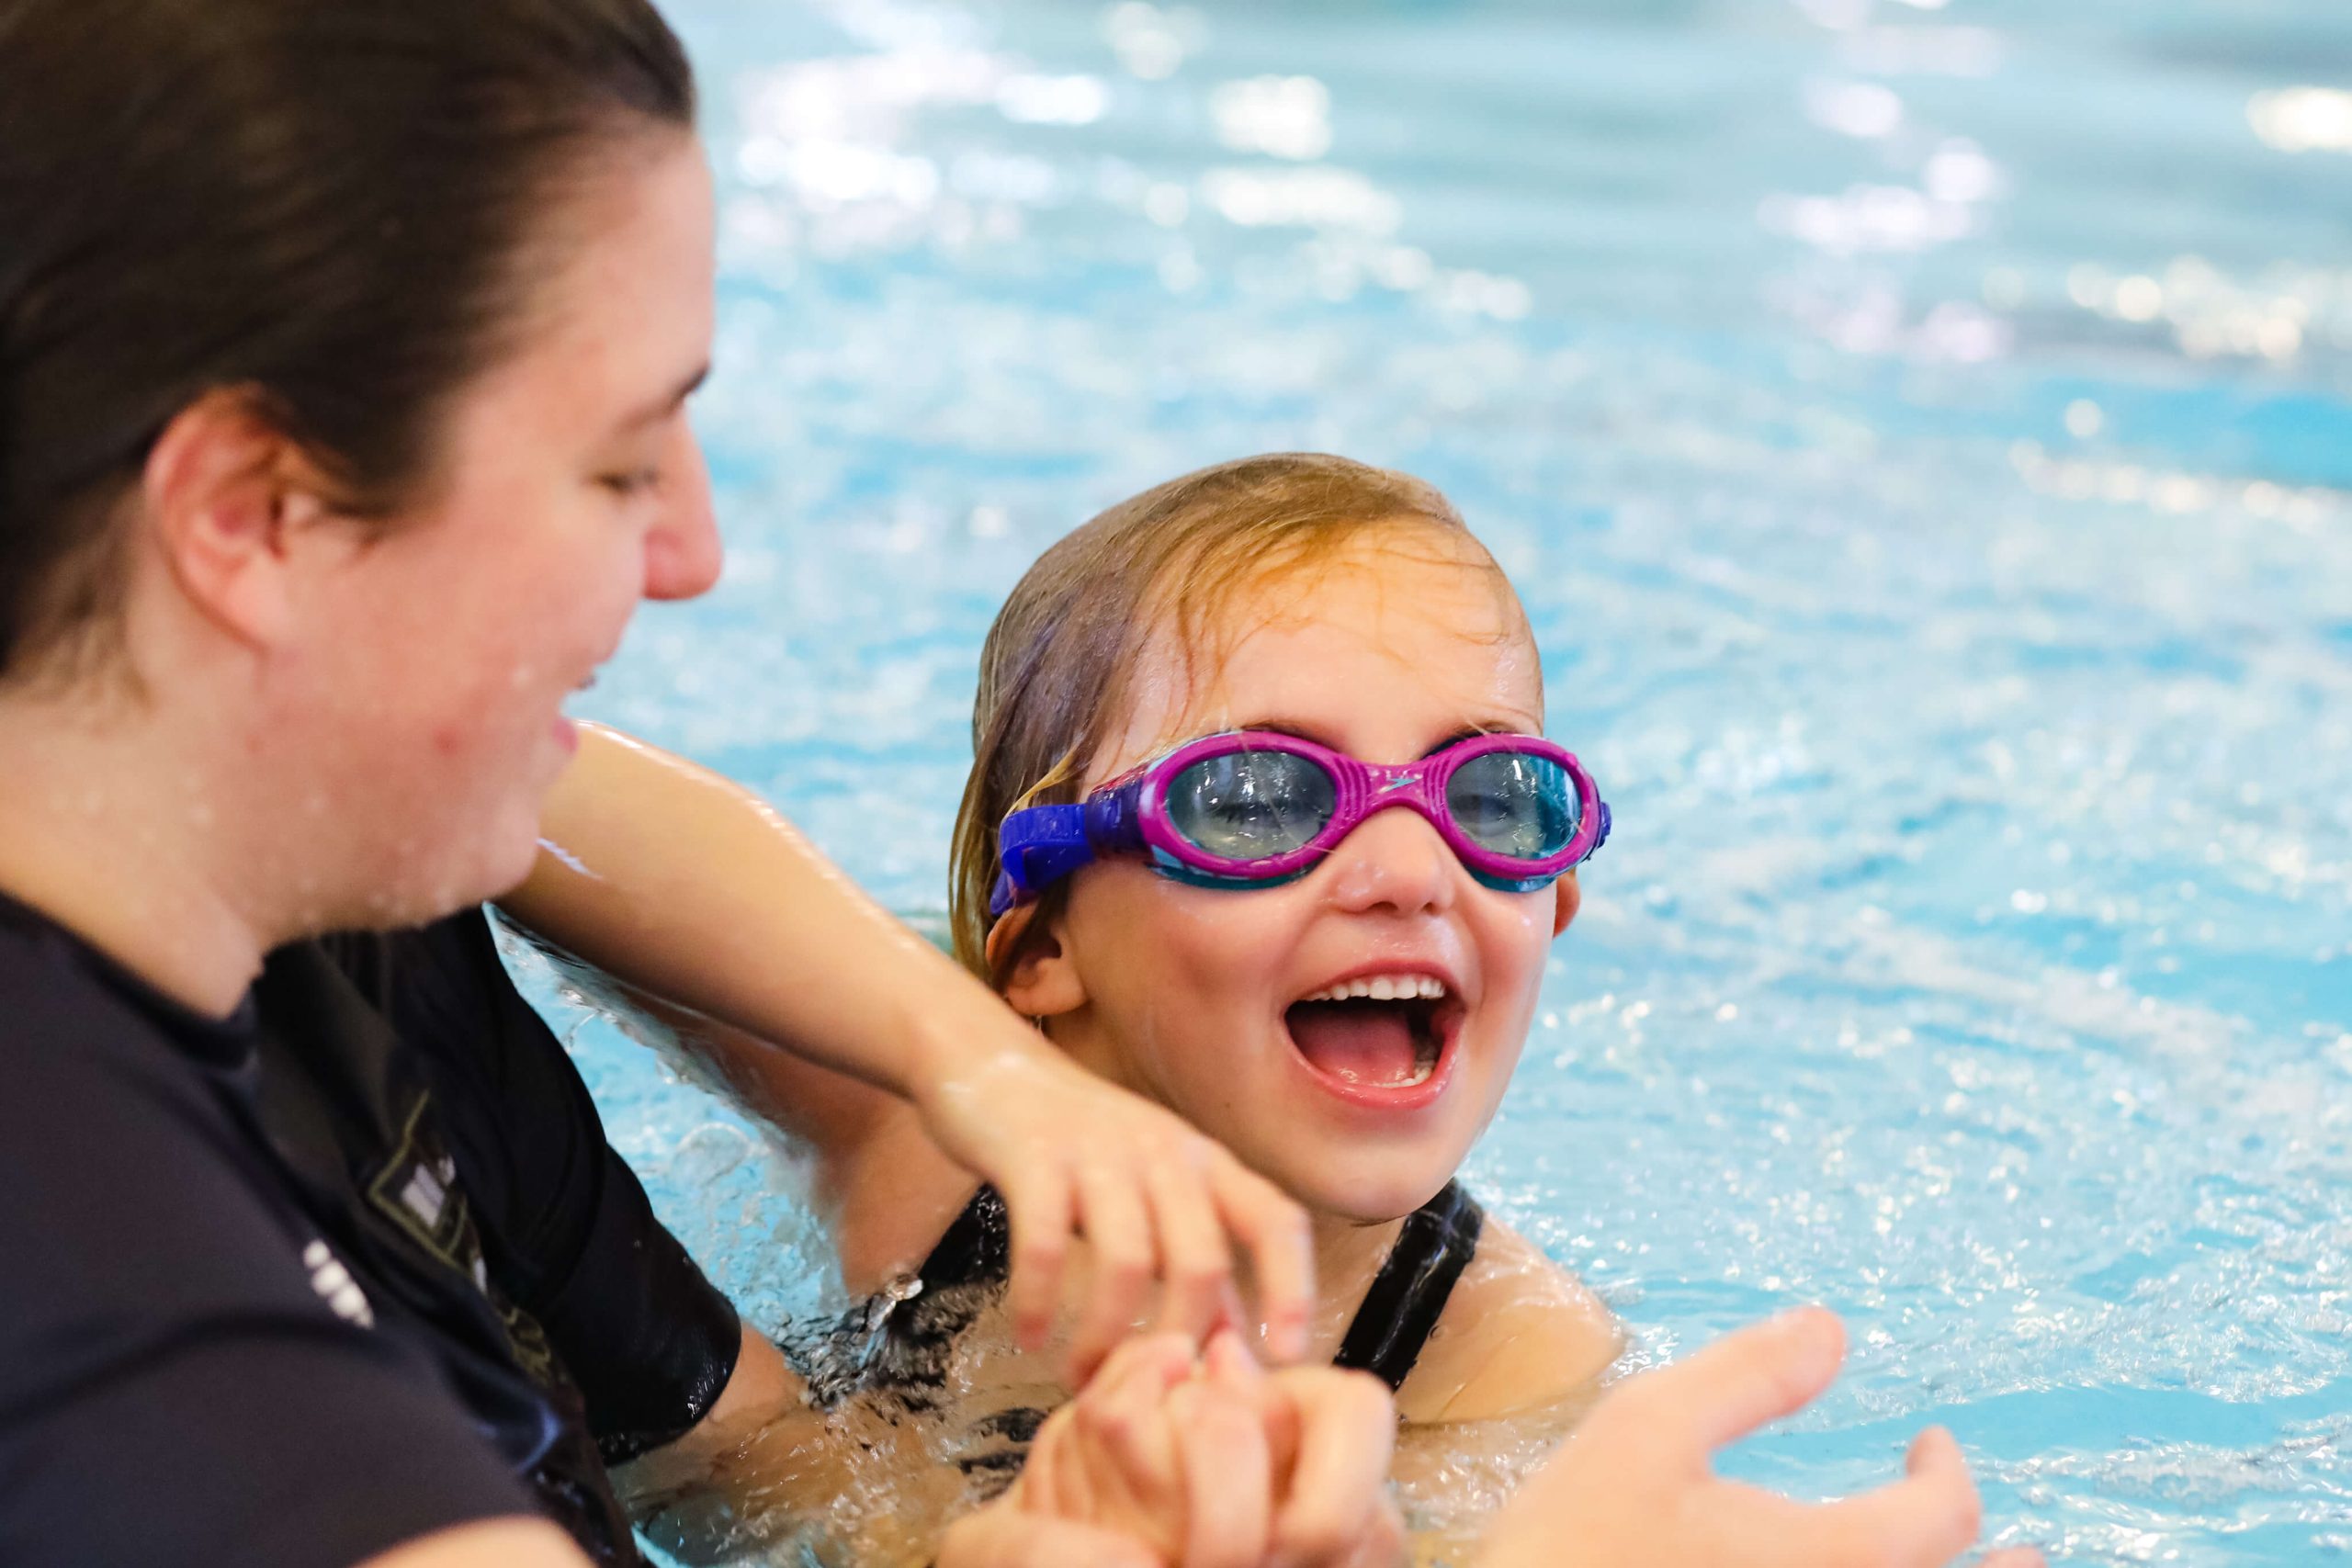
[{"x1": 528, "y1": 1, "x2": 2352, "y2": 1562}]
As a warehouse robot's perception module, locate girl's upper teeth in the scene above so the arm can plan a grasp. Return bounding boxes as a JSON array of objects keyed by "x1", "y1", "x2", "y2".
[{"x1": 1300, "y1": 974, "x2": 1448, "y2": 1003}]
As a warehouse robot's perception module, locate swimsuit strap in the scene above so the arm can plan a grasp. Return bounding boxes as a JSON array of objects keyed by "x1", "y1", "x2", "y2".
[
  {"x1": 1331, "y1": 1180, "x2": 1485, "y2": 1392},
  {"x1": 917, "y1": 1183, "x2": 1013, "y2": 1292},
  {"x1": 910, "y1": 1180, "x2": 1481, "y2": 1393}
]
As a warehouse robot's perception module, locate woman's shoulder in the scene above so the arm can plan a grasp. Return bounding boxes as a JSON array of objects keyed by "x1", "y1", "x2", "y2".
[{"x1": 1395, "y1": 1213, "x2": 1623, "y2": 1425}]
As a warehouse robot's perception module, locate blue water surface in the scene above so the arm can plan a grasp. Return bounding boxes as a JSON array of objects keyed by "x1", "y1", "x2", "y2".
[{"x1": 527, "y1": 1, "x2": 2352, "y2": 1561}]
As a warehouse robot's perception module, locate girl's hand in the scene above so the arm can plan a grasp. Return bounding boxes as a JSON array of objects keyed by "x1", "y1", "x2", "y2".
[
  {"x1": 933, "y1": 1505, "x2": 1166, "y2": 1568},
  {"x1": 1247, "y1": 1344, "x2": 1408, "y2": 1568},
  {"x1": 942, "y1": 1331, "x2": 1402, "y2": 1568},
  {"x1": 912, "y1": 1046, "x2": 1314, "y2": 1381},
  {"x1": 1476, "y1": 1308, "x2": 2044, "y2": 1568}
]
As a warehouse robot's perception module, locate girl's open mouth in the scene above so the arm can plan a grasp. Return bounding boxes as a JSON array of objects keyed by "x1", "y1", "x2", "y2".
[{"x1": 1283, "y1": 974, "x2": 1464, "y2": 1108}]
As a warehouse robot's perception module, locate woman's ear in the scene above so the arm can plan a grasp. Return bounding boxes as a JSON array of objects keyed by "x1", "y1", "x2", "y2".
[
  {"x1": 1550, "y1": 870, "x2": 1581, "y2": 938},
  {"x1": 986, "y1": 904, "x2": 1089, "y2": 1019},
  {"x1": 141, "y1": 388, "x2": 329, "y2": 649}
]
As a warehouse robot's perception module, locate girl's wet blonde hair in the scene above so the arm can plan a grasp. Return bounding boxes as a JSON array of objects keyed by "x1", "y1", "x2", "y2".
[{"x1": 949, "y1": 452, "x2": 1507, "y2": 984}]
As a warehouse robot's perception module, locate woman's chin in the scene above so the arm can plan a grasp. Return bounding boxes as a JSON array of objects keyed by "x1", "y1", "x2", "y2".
[
  {"x1": 479, "y1": 810, "x2": 554, "y2": 902},
  {"x1": 378, "y1": 813, "x2": 546, "y2": 925}
]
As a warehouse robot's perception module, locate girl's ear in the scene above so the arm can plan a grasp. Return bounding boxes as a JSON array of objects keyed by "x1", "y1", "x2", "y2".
[
  {"x1": 986, "y1": 905, "x2": 1089, "y2": 1019},
  {"x1": 1550, "y1": 870, "x2": 1582, "y2": 939}
]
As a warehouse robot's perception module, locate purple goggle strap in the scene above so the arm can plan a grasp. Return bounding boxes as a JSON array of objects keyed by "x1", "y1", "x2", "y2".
[
  {"x1": 989, "y1": 783, "x2": 1149, "y2": 918},
  {"x1": 988, "y1": 739, "x2": 1612, "y2": 919}
]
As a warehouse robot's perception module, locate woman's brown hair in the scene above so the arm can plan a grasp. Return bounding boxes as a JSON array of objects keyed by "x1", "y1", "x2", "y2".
[
  {"x1": 0, "y1": 0, "x2": 695, "y2": 685},
  {"x1": 948, "y1": 452, "x2": 1519, "y2": 984}
]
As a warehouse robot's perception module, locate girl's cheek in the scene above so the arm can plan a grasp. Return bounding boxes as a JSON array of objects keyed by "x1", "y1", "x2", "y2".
[{"x1": 1161, "y1": 882, "x2": 1288, "y2": 950}]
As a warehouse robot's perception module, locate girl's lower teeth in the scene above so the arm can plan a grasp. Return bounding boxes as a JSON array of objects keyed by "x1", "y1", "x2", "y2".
[{"x1": 1397, "y1": 1032, "x2": 1441, "y2": 1087}]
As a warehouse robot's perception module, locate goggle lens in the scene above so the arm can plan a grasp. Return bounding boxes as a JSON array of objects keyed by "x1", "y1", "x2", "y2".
[
  {"x1": 1444, "y1": 749, "x2": 1580, "y2": 862},
  {"x1": 1167, "y1": 743, "x2": 1581, "y2": 869},
  {"x1": 1166, "y1": 748, "x2": 1337, "y2": 862}
]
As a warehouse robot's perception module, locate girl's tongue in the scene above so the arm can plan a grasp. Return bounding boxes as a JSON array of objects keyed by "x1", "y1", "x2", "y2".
[{"x1": 1285, "y1": 1000, "x2": 1427, "y2": 1087}]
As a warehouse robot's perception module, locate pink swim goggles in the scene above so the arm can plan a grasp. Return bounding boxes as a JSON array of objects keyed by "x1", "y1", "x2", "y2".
[{"x1": 989, "y1": 729, "x2": 1610, "y2": 918}]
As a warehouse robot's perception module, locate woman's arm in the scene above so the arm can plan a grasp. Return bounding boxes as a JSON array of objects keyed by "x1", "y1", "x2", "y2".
[{"x1": 499, "y1": 722, "x2": 1311, "y2": 1376}]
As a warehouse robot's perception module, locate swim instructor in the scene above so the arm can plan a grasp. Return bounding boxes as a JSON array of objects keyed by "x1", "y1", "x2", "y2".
[{"x1": 0, "y1": 3, "x2": 1332, "y2": 1564}]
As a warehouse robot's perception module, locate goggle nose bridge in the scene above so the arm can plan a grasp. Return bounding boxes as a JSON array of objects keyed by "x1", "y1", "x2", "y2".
[{"x1": 1321, "y1": 761, "x2": 1452, "y2": 851}]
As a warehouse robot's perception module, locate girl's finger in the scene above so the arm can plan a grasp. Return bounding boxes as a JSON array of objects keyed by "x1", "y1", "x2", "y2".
[
  {"x1": 1978, "y1": 1551, "x2": 2048, "y2": 1568},
  {"x1": 1206, "y1": 1156, "x2": 1314, "y2": 1364},
  {"x1": 1169, "y1": 1382, "x2": 1273, "y2": 1568},
  {"x1": 1202, "y1": 1328, "x2": 1266, "y2": 1394},
  {"x1": 937, "y1": 1504, "x2": 1165, "y2": 1568},
  {"x1": 1067, "y1": 1165, "x2": 1160, "y2": 1383},
  {"x1": 1042, "y1": 1341, "x2": 1178, "y2": 1525},
  {"x1": 1212, "y1": 1280, "x2": 1249, "y2": 1342},
  {"x1": 1082, "y1": 1332, "x2": 1204, "y2": 1405},
  {"x1": 1004, "y1": 1166, "x2": 1076, "y2": 1353},
  {"x1": 1015, "y1": 1415, "x2": 1074, "y2": 1520},
  {"x1": 1263, "y1": 1368, "x2": 1395, "y2": 1565},
  {"x1": 1144, "y1": 1155, "x2": 1235, "y2": 1348},
  {"x1": 1327, "y1": 1498, "x2": 1407, "y2": 1568},
  {"x1": 1083, "y1": 1339, "x2": 1189, "y2": 1493}
]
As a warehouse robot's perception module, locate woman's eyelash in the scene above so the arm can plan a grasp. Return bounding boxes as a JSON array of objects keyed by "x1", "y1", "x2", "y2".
[{"x1": 598, "y1": 467, "x2": 662, "y2": 498}]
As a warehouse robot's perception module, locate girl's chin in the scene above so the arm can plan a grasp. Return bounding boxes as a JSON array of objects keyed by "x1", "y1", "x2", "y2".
[
  {"x1": 1274, "y1": 1148, "x2": 1465, "y2": 1227},
  {"x1": 1314, "y1": 1188, "x2": 1455, "y2": 1229}
]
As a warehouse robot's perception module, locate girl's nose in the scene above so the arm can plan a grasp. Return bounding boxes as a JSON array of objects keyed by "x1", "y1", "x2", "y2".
[
  {"x1": 1322, "y1": 800, "x2": 1457, "y2": 917},
  {"x1": 643, "y1": 425, "x2": 723, "y2": 603}
]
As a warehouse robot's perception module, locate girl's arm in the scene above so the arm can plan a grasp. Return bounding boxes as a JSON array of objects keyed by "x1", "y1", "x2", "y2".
[{"x1": 498, "y1": 722, "x2": 1312, "y2": 1376}]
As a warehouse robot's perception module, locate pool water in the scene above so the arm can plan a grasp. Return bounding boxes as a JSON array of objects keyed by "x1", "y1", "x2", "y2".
[{"x1": 529, "y1": 0, "x2": 2352, "y2": 1561}]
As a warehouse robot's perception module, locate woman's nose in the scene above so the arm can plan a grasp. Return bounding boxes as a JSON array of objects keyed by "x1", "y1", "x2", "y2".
[
  {"x1": 1322, "y1": 800, "x2": 1457, "y2": 916},
  {"x1": 643, "y1": 426, "x2": 723, "y2": 602}
]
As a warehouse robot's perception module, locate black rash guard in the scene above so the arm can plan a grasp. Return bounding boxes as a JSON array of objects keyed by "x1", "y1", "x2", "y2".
[{"x1": 0, "y1": 890, "x2": 740, "y2": 1568}]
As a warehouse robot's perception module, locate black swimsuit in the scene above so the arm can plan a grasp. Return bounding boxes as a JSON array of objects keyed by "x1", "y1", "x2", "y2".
[
  {"x1": 910, "y1": 1179, "x2": 1483, "y2": 1385},
  {"x1": 796, "y1": 1180, "x2": 1491, "y2": 1567},
  {"x1": 1330, "y1": 1179, "x2": 1485, "y2": 1389},
  {"x1": 786, "y1": 1177, "x2": 1486, "y2": 1497}
]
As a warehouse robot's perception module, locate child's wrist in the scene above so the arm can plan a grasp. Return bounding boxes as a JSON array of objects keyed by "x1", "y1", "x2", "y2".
[{"x1": 895, "y1": 976, "x2": 1054, "y2": 1117}]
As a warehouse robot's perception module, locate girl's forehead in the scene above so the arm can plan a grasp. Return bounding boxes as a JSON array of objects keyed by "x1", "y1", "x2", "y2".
[{"x1": 1098, "y1": 535, "x2": 1543, "y2": 778}]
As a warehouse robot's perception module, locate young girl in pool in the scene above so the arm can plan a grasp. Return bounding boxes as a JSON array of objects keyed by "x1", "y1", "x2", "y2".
[{"x1": 634, "y1": 452, "x2": 1622, "y2": 1562}]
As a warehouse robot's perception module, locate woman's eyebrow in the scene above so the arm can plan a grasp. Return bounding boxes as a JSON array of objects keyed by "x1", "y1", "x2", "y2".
[{"x1": 612, "y1": 362, "x2": 710, "y2": 433}]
